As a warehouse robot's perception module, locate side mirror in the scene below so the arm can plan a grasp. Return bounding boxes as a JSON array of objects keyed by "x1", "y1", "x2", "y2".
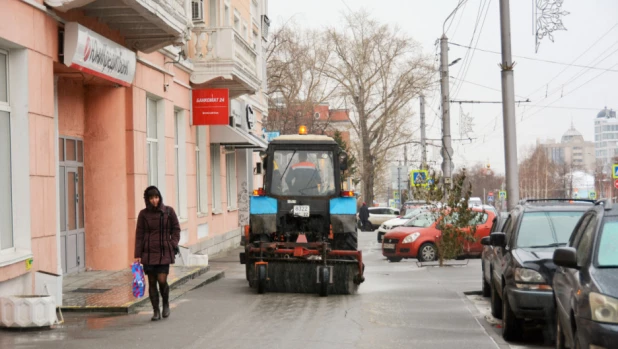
[
  {"x1": 553, "y1": 247, "x2": 578, "y2": 269},
  {"x1": 259, "y1": 151, "x2": 268, "y2": 170},
  {"x1": 339, "y1": 152, "x2": 348, "y2": 171},
  {"x1": 489, "y1": 232, "x2": 506, "y2": 248},
  {"x1": 480, "y1": 236, "x2": 491, "y2": 246}
]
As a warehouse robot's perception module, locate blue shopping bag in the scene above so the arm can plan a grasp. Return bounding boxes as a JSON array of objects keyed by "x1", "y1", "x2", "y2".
[{"x1": 131, "y1": 262, "x2": 145, "y2": 298}]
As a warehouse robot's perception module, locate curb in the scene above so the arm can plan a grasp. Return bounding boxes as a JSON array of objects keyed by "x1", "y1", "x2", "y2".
[{"x1": 61, "y1": 266, "x2": 211, "y2": 313}]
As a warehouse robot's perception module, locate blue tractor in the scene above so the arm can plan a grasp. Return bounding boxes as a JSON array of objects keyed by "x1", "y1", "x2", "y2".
[{"x1": 239, "y1": 130, "x2": 365, "y2": 296}]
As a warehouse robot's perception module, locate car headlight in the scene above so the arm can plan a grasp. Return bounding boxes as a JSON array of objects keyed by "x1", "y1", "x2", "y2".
[
  {"x1": 590, "y1": 292, "x2": 618, "y2": 324},
  {"x1": 514, "y1": 268, "x2": 546, "y2": 283},
  {"x1": 402, "y1": 232, "x2": 421, "y2": 244}
]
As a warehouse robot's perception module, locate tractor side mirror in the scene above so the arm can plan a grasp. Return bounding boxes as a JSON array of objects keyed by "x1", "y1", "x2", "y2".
[
  {"x1": 340, "y1": 152, "x2": 348, "y2": 171},
  {"x1": 259, "y1": 151, "x2": 268, "y2": 170}
]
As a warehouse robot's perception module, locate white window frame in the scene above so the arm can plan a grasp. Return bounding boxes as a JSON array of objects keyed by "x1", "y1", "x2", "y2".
[
  {"x1": 233, "y1": 9, "x2": 241, "y2": 33},
  {"x1": 174, "y1": 109, "x2": 188, "y2": 219},
  {"x1": 208, "y1": 0, "x2": 218, "y2": 28},
  {"x1": 196, "y1": 127, "x2": 208, "y2": 214},
  {"x1": 224, "y1": 0, "x2": 231, "y2": 26},
  {"x1": 210, "y1": 144, "x2": 222, "y2": 213},
  {"x1": 242, "y1": 19, "x2": 248, "y2": 41},
  {"x1": 250, "y1": 0, "x2": 260, "y2": 25},
  {"x1": 226, "y1": 151, "x2": 237, "y2": 210},
  {"x1": 146, "y1": 96, "x2": 165, "y2": 195},
  {"x1": 0, "y1": 48, "x2": 13, "y2": 253}
]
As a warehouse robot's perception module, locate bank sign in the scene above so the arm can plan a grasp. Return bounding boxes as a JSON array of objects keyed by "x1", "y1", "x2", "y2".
[
  {"x1": 64, "y1": 22, "x2": 136, "y2": 87},
  {"x1": 192, "y1": 89, "x2": 230, "y2": 125}
]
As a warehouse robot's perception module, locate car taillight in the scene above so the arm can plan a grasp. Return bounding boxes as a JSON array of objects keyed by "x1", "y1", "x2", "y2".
[
  {"x1": 253, "y1": 188, "x2": 265, "y2": 196},
  {"x1": 341, "y1": 190, "x2": 354, "y2": 197}
]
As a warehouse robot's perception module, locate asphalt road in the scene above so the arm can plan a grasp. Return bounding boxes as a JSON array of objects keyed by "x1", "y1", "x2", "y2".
[{"x1": 0, "y1": 230, "x2": 549, "y2": 349}]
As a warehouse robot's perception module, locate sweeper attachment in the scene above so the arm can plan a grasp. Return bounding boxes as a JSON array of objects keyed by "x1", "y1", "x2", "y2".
[{"x1": 239, "y1": 130, "x2": 364, "y2": 296}]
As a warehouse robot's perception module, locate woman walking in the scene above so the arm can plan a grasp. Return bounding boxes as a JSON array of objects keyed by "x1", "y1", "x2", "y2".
[{"x1": 134, "y1": 186, "x2": 181, "y2": 321}]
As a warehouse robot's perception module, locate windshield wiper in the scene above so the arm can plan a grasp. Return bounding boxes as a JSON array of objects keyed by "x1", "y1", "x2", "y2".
[
  {"x1": 279, "y1": 150, "x2": 297, "y2": 181},
  {"x1": 524, "y1": 242, "x2": 566, "y2": 249}
]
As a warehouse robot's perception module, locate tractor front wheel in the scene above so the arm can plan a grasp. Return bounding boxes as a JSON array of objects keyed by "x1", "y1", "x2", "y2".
[
  {"x1": 319, "y1": 266, "x2": 330, "y2": 297},
  {"x1": 257, "y1": 264, "x2": 267, "y2": 294}
]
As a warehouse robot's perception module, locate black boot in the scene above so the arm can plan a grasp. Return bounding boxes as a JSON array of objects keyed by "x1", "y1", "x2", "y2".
[
  {"x1": 149, "y1": 289, "x2": 161, "y2": 321},
  {"x1": 161, "y1": 283, "x2": 170, "y2": 318}
]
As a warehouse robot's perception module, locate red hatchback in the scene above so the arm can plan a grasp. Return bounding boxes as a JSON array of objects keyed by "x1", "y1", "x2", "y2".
[{"x1": 381, "y1": 207, "x2": 495, "y2": 262}]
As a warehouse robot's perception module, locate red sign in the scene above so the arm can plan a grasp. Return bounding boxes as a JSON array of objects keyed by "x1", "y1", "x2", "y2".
[
  {"x1": 488, "y1": 192, "x2": 494, "y2": 197},
  {"x1": 192, "y1": 89, "x2": 229, "y2": 125},
  {"x1": 614, "y1": 179, "x2": 618, "y2": 190}
]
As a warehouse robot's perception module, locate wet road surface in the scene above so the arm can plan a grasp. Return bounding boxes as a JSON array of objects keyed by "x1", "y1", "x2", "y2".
[{"x1": 0, "y1": 230, "x2": 549, "y2": 349}]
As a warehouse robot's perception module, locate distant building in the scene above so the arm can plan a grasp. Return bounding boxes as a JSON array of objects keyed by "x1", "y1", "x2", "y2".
[
  {"x1": 538, "y1": 124, "x2": 595, "y2": 172},
  {"x1": 594, "y1": 107, "x2": 618, "y2": 167}
]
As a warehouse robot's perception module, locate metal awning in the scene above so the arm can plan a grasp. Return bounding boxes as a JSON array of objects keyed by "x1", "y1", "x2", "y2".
[{"x1": 209, "y1": 126, "x2": 268, "y2": 150}]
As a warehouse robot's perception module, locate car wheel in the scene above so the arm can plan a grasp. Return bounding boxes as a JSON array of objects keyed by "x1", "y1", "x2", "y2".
[
  {"x1": 387, "y1": 257, "x2": 402, "y2": 263},
  {"x1": 482, "y1": 267, "x2": 491, "y2": 298},
  {"x1": 502, "y1": 288, "x2": 523, "y2": 341},
  {"x1": 490, "y1": 276, "x2": 502, "y2": 319},
  {"x1": 417, "y1": 243, "x2": 437, "y2": 262},
  {"x1": 555, "y1": 313, "x2": 566, "y2": 349}
]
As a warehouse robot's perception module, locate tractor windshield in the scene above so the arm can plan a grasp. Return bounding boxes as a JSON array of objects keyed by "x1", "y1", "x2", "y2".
[{"x1": 270, "y1": 150, "x2": 336, "y2": 196}]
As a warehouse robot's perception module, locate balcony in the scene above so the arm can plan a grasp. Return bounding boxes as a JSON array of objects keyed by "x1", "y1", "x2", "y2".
[
  {"x1": 46, "y1": 0, "x2": 191, "y2": 53},
  {"x1": 190, "y1": 27, "x2": 260, "y2": 98}
]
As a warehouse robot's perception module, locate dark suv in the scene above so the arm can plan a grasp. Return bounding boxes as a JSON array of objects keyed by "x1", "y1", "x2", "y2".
[
  {"x1": 553, "y1": 200, "x2": 618, "y2": 349},
  {"x1": 485, "y1": 199, "x2": 592, "y2": 341}
]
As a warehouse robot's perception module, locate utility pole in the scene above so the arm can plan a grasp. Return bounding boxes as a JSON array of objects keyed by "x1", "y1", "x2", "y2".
[
  {"x1": 420, "y1": 95, "x2": 427, "y2": 170},
  {"x1": 499, "y1": 0, "x2": 520, "y2": 210},
  {"x1": 440, "y1": 34, "x2": 454, "y2": 186},
  {"x1": 397, "y1": 164, "x2": 401, "y2": 208}
]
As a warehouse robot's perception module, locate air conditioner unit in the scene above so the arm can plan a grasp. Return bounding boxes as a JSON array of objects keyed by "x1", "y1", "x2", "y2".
[{"x1": 192, "y1": 0, "x2": 204, "y2": 22}]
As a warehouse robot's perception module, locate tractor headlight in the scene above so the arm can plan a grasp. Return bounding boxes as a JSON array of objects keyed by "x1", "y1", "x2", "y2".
[
  {"x1": 514, "y1": 268, "x2": 546, "y2": 283},
  {"x1": 590, "y1": 292, "x2": 618, "y2": 324},
  {"x1": 402, "y1": 232, "x2": 421, "y2": 244}
]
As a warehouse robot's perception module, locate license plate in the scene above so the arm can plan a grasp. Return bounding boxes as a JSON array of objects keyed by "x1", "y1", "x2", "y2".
[
  {"x1": 383, "y1": 243, "x2": 395, "y2": 249},
  {"x1": 293, "y1": 205, "x2": 310, "y2": 217}
]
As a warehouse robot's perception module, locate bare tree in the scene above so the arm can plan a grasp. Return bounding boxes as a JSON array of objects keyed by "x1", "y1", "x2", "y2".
[
  {"x1": 323, "y1": 11, "x2": 434, "y2": 205},
  {"x1": 266, "y1": 24, "x2": 339, "y2": 135},
  {"x1": 460, "y1": 163, "x2": 505, "y2": 200},
  {"x1": 518, "y1": 145, "x2": 564, "y2": 199}
]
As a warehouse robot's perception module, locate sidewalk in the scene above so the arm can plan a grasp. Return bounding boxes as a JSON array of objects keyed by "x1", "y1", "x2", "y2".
[{"x1": 62, "y1": 265, "x2": 224, "y2": 313}]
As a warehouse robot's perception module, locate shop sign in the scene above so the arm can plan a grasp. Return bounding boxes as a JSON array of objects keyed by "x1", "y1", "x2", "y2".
[
  {"x1": 64, "y1": 22, "x2": 136, "y2": 87},
  {"x1": 192, "y1": 89, "x2": 229, "y2": 125}
]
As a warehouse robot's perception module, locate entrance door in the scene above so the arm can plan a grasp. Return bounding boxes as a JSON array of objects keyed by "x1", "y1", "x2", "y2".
[{"x1": 59, "y1": 138, "x2": 85, "y2": 274}]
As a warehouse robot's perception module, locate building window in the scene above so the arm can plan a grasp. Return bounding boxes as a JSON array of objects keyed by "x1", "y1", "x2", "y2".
[
  {"x1": 174, "y1": 110, "x2": 188, "y2": 218},
  {"x1": 0, "y1": 49, "x2": 13, "y2": 251},
  {"x1": 211, "y1": 144, "x2": 222, "y2": 212},
  {"x1": 242, "y1": 20, "x2": 248, "y2": 40},
  {"x1": 224, "y1": 1, "x2": 230, "y2": 26},
  {"x1": 233, "y1": 10, "x2": 240, "y2": 32},
  {"x1": 208, "y1": 0, "x2": 217, "y2": 27},
  {"x1": 226, "y1": 152, "x2": 237, "y2": 210},
  {"x1": 147, "y1": 98, "x2": 159, "y2": 186},
  {"x1": 196, "y1": 128, "x2": 208, "y2": 214},
  {"x1": 251, "y1": 0, "x2": 259, "y2": 22}
]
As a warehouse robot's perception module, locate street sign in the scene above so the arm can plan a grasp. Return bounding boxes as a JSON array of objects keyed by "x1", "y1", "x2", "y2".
[
  {"x1": 589, "y1": 191, "x2": 597, "y2": 200},
  {"x1": 487, "y1": 195, "x2": 494, "y2": 202},
  {"x1": 614, "y1": 179, "x2": 618, "y2": 190},
  {"x1": 614, "y1": 164, "x2": 618, "y2": 179},
  {"x1": 410, "y1": 170, "x2": 429, "y2": 187},
  {"x1": 488, "y1": 192, "x2": 494, "y2": 197},
  {"x1": 499, "y1": 191, "x2": 507, "y2": 199}
]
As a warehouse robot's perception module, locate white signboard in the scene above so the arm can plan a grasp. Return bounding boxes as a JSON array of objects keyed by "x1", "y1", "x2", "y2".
[{"x1": 64, "y1": 22, "x2": 136, "y2": 87}]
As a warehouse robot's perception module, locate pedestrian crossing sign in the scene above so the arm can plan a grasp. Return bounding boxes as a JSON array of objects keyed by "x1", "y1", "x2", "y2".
[
  {"x1": 589, "y1": 191, "x2": 597, "y2": 200},
  {"x1": 410, "y1": 170, "x2": 429, "y2": 187},
  {"x1": 499, "y1": 191, "x2": 507, "y2": 199},
  {"x1": 613, "y1": 164, "x2": 618, "y2": 179}
]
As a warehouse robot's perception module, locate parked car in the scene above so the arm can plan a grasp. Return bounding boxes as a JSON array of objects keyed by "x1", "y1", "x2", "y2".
[
  {"x1": 401, "y1": 200, "x2": 427, "y2": 215},
  {"x1": 481, "y1": 211, "x2": 510, "y2": 297},
  {"x1": 376, "y1": 205, "x2": 434, "y2": 242},
  {"x1": 382, "y1": 207, "x2": 495, "y2": 263},
  {"x1": 469, "y1": 197, "x2": 483, "y2": 207},
  {"x1": 485, "y1": 199, "x2": 592, "y2": 341},
  {"x1": 553, "y1": 200, "x2": 618, "y2": 349},
  {"x1": 359, "y1": 207, "x2": 400, "y2": 231}
]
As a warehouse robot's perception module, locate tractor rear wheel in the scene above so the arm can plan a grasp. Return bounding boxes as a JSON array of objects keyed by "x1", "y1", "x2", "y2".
[{"x1": 257, "y1": 264, "x2": 267, "y2": 294}]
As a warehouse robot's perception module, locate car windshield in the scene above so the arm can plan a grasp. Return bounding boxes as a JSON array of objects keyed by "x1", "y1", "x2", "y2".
[
  {"x1": 517, "y1": 211, "x2": 585, "y2": 248},
  {"x1": 597, "y1": 220, "x2": 618, "y2": 268},
  {"x1": 403, "y1": 207, "x2": 427, "y2": 219},
  {"x1": 270, "y1": 150, "x2": 336, "y2": 196},
  {"x1": 404, "y1": 213, "x2": 437, "y2": 228}
]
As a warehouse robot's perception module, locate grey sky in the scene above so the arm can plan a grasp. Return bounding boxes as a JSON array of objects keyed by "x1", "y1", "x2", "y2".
[{"x1": 268, "y1": 0, "x2": 618, "y2": 174}]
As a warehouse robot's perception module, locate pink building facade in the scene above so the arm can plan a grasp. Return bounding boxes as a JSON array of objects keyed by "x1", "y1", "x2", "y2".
[{"x1": 0, "y1": 0, "x2": 269, "y2": 301}]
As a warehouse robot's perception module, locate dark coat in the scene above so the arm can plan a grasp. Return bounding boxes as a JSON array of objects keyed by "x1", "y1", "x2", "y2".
[
  {"x1": 134, "y1": 186, "x2": 181, "y2": 265},
  {"x1": 359, "y1": 205, "x2": 370, "y2": 221}
]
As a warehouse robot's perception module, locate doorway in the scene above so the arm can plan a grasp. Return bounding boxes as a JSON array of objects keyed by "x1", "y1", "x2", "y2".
[{"x1": 59, "y1": 137, "x2": 85, "y2": 274}]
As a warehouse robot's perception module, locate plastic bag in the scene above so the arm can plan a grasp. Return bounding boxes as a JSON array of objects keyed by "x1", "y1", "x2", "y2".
[{"x1": 131, "y1": 262, "x2": 146, "y2": 298}]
